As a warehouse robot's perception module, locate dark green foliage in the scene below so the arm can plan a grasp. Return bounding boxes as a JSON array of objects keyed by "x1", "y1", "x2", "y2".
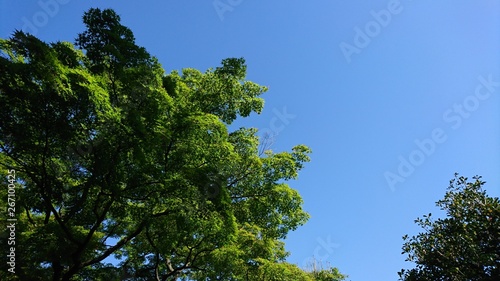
[{"x1": 399, "y1": 174, "x2": 500, "y2": 281}]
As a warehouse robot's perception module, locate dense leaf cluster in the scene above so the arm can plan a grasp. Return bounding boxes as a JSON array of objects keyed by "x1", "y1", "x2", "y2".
[
  {"x1": 0, "y1": 8, "x2": 345, "y2": 281},
  {"x1": 399, "y1": 175, "x2": 500, "y2": 281}
]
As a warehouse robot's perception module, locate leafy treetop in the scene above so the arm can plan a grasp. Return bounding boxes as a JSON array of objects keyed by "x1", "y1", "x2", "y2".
[{"x1": 0, "y1": 8, "x2": 345, "y2": 281}]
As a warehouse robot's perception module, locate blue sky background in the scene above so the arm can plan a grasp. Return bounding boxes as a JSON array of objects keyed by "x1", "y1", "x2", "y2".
[{"x1": 1, "y1": 1, "x2": 499, "y2": 280}]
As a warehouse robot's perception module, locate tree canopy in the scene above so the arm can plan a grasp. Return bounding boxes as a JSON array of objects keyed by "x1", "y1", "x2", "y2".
[
  {"x1": 399, "y1": 174, "x2": 500, "y2": 281},
  {"x1": 0, "y1": 8, "x2": 346, "y2": 281}
]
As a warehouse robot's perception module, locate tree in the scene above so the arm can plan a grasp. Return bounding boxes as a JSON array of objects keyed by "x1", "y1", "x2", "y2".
[
  {"x1": 303, "y1": 259, "x2": 347, "y2": 281},
  {"x1": 399, "y1": 174, "x2": 500, "y2": 281},
  {"x1": 0, "y1": 8, "x2": 345, "y2": 281}
]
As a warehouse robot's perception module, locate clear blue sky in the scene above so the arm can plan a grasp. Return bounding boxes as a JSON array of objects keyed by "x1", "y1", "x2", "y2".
[{"x1": 2, "y1": 1, "x2": 499, "y2": 280}]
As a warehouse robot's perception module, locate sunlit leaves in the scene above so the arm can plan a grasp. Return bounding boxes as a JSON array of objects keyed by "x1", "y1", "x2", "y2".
[{"x1": 0, "y1": 8, "x2": 324, "y2": 280}]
